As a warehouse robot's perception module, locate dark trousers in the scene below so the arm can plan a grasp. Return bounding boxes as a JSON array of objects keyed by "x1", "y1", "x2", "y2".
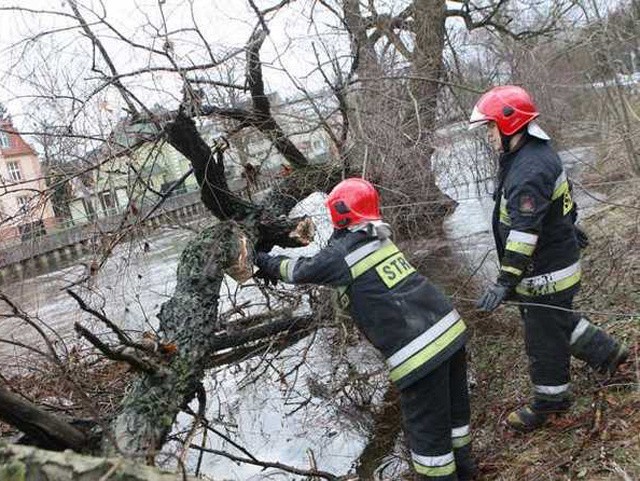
[
  {"x1": 399, "y1": 348, "x2": 472, "y2": 481},
  {"x1": 520, "y1": 290, "x2": 619, "y2": 411}
]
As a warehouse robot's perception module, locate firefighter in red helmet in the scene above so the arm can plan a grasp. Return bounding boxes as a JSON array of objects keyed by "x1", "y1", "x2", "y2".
[
  {"x1": 254, "y1": 178, "x2": 475, "y2": 480},
  {"x1": 470, "y1": 85, "x2": 628, "y2": 432}
]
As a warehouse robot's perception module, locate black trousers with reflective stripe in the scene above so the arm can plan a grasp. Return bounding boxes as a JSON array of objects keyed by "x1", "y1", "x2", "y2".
[
  {"x1": 521, "y1": 302, "x2": 572, "y2": 410},
  {"x1": 399, "y1": 347, "x2": 470, "y2": 480},
  {"x1": 519, "y1": 289, "x2": 618, "y2": 411}
]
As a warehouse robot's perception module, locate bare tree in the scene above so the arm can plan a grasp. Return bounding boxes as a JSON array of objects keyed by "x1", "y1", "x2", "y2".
[{"x1": 1, "y1": 1, "x2": 624, "y2": 480}]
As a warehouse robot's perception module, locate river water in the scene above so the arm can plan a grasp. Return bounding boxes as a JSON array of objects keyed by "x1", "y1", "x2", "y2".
[{"x1": 0, "y1": 131, "x2": 600, "y2": 479}]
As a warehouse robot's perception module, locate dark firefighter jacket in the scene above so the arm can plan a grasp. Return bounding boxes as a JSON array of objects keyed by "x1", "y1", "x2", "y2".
[
  {"x1": 493, "y1": 135, "x2": 581, "y2": 298},
  {"x1": 256, "y1": 227, "x2": 468, "y2": 390}
]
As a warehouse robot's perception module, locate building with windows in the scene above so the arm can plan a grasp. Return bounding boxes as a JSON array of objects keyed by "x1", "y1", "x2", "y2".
[
  {"x1": 65, "y1": 118, "x2": 201, "y2": 225},
  {"x1": 0, "y1": 119, "x2": 56, "y2": 247},
  {"x1": 66, "y1": 101, "x2": 335, "y2": 223},
  {"x1": 62, "y1": 90, "x2": 337, "y2": 225}
]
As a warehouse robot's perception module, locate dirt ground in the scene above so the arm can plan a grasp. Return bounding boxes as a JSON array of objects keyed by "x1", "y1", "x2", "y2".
[{"x1": 464, "y1": 181, "x2": 640, "y2": 481}]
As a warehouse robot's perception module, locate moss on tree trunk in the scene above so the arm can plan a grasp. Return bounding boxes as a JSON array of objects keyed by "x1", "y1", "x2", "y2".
[
  {"x1": 0, "y1": 443, "x2": 197, "y2": 481},
  {"x1": 107, "y1": 221, "x2": 253, "y2": 457}
]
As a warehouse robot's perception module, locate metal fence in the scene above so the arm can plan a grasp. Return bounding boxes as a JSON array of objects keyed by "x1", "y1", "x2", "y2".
[{"x1": 0, "y1": 190, "x2": 205, "y2": 268}]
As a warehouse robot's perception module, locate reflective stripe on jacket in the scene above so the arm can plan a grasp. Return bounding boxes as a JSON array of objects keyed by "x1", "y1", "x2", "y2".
[
  {"x1": 492, "y1": 136, "x2": 581, "y2": 297},
  {"x1": 257, "y1": 228, "x2": 468, "y2": 389}
]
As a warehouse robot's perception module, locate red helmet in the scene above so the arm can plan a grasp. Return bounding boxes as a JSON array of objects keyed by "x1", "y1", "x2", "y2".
[
  {"x1": 469, "y1": 85, "x2": 539, "y2": 136},
  {"x1": 326, "y1": 178, "x2": 381, "y2": 229}
]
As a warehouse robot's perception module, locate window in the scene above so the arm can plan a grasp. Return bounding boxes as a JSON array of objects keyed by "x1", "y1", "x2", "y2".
[
  {"x1": 0, "y1": 132, "x2": 9, "y2": 148},
  {"x1": 100, "y1": 191, "x2": 116, "y2": 211},
  {"x1": 19, "y1": 220, "x2": 46, "y2": 242},
  {"x1": 7, "y1": 161, "x2": 22, "y2": 181},
  {"x1": 17, "y1": 195, "x2": 29, "y2": 213},
  {"x1": 82, "y1": 199, "x2": 97, "y2": 221}
]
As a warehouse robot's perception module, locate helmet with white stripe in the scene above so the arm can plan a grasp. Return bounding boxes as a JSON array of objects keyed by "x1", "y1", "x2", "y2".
[{"x1": 469, "y1": 85, "x2": 549, "y2": 139}]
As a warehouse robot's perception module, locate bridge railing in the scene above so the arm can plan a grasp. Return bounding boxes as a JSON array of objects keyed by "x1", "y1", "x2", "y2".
[
  {"x1": 0, "y1": 175, "x2": 286, "y2": 268},
  {"x1": 0, "y1": 190, "x2": 205, "y2": 267}
]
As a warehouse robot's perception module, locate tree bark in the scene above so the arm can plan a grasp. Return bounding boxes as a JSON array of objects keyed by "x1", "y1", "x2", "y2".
[
  {"x1": 410, "y1": 1, "x2": 447, "y2": 139},
  {"x1": 106, "y1": 222, "x2": 249, "y2": 457},
  {"x1": 0, "y1": 386, "x2": 88, "y2": 453},
  {"x1": 341, "y1": 0, "x2": 456, "y2": 238},
  {"x1": 387, "y1": 0, "x2": 455, "y2": 237},
  {"x1": 104, "y1": 219, "x2": 329, "y2": 458}
]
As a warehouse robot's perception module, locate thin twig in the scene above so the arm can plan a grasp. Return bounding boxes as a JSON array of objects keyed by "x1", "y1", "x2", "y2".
[
  {"x1": 188, "y1": 444, "x2": 340, "y2": 481},
  {"x1": 67, "y1": 290, "x2": 138, "y2": 348}
]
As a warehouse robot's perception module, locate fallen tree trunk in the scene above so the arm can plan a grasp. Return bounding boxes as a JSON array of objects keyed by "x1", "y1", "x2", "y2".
[
  {"x1": 0, "y1": 443, "x2": 198, "y2": 481},
  {"x1": 106, "y1": 222, "x2": 249, "y2": 457},
  {"x1": 0, "y1": 386, "x2": 87, "y2": 452},
  {"x1": 105, "y1": 219, "x2": 326, "y2": 457}
]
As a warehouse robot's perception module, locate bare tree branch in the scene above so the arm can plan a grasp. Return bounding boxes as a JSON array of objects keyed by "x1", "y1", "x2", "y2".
[
  {"x1": 67, "y1": 0, "x2": 141, "y2": 116},
  {"x1": 74, "y1": 323, "x2": 160, "y2": 375},
  {"x1": 188, "y1": 443, "x2": 341, "y2": 481},
  {"x1": 0, "y1": 384, "x2": 88, "y2": 451},
  {"x1": 447, "y1": 0, "x2": 567, "y2": 40},
  {"x1": 244, "y1": 29, "x2": 309, "y2": 168}
]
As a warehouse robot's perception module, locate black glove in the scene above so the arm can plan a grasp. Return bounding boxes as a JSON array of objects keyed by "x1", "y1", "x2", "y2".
[
  {"x1": 254, "y1": 268, "x2": 278, "y2": 287},
  {"x1": 253, "y1": 252, "x2": 279, "y2": 287},
  {"x1": 476, "y1": 283, "x2": 511, "y2": 312},
  {"x1": 574, "y1": 225, "x2": 589, "y2": 249}
]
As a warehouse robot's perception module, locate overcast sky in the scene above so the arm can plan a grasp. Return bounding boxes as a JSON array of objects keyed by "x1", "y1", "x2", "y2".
[
  {"x1": 0, "y1": 0, "x2": 616, "y2": 139},
  {"x1": 0, "y1": 0, "x2": 357, "y2": 134}
]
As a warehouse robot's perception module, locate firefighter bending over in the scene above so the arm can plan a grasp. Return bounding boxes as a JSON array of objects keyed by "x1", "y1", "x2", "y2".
[{"x1": 254, "y1": 178, "x2": 476, "y2": 480}]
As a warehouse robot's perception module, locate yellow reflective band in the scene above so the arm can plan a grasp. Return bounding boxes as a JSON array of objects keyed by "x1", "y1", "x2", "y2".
[
  {"x1": 279, "y1": 259, "x2": 290, "y2": 279},
  {"x1": 506, "y1": 241, "x2": 535, "y2": 256},
  {"x1": 501, "y1": 265, "x2": 523, "y2": 276},
  {"x1": 562, "y1": 190, "x2": 573, "y2": 215},
  {"x1": 499, "y1": 196, "x2": 511, "y2": 225},
  {"x1": 552, "y1": 180, "x2": 569, "y2": 200},
  {"x1": 452, "y1": 434, "x2": 471, "y2": 449},
  {"x1": 414, "y1": 461, "x2": 456, "y2": 477},
  {"x1": 375, "y1": 252, "x2": 416, "y2": 288},
  {"x1": 516, "y1": 269, "x2": 581, "y2": 296},
  {"x1": 389, "y1": 319, "x2": 466, "y2": 382},
  {"x1": 553, "y1": 177, "x2": 574, "y2": 215},
  {"x1": 336, "y1": 285, "x2": 350, "y2": 308},
  {"x1": 350, "y1": 243, "x2": 399, "y2": 279}
]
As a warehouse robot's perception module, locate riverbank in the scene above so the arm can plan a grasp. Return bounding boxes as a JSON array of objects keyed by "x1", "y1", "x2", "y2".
[
  {"x1": 465, "y1": 178, "x2": 640, "y2": 481},
  {"x1": 0, "y1": 178, "x2": 637, "y2": 480}
]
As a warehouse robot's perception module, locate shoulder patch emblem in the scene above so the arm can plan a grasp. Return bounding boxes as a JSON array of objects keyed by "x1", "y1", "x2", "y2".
[{"x1": 519, "y1": 194, "x2": 536, "y2": 215}]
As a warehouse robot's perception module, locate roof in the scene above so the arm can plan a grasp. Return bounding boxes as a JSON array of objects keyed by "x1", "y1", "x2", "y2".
[{"x1": 0, "y1": 120, "x2": 37, "y2": 157}]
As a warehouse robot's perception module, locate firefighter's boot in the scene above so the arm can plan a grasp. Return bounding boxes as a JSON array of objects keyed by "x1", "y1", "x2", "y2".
[
  {"x1": 454, "y1": 444, "x2": 477, "y2": 480},
  {"x1": 598, "y1": 343, "x2": 629, "y2": 377},
  {"x1": 506, "y1": 405, "x2": 549, "y2": 432},
  {"x1": 506, "y1": 399, "x2": 570, "y2": 433}
]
